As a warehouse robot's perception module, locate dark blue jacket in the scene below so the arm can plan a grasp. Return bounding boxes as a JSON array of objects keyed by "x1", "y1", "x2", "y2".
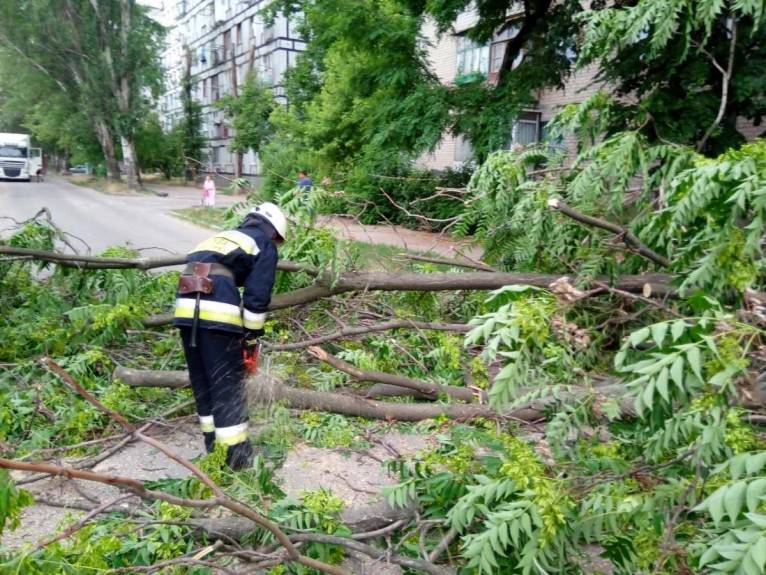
[{"x1": 173, "y1": 217, "x2": 278, "y2": 335}]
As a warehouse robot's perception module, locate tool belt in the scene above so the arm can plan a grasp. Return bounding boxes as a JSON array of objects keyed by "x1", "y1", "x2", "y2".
[{"x1": 178, "y1": 262, "x2": 234, "y2": 295}]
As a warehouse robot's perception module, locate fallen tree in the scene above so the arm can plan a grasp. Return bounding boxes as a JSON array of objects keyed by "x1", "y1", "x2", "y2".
[
  {"x1": 142, "y1": 269, "x2": 675, "y2": 326},
  {"x1": 113, "y1": 367, "x2": 634, "y2": 422}
]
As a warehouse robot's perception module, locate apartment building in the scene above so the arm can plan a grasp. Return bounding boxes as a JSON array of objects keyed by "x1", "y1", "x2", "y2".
[
  {"x1": 418, "y1": 9, "x2": 603, "y2": 170},
  {"x1": 159, "y1": 0, "x2": 305, "y2": 175}
]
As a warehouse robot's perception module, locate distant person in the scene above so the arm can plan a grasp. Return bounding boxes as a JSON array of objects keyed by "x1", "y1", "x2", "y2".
[
  {"x1": 297, "y1": 170, "x2": 312, "y2": 192},
  {"x1": 203, "y1": 174, "x2": 216, "y2": 208}
]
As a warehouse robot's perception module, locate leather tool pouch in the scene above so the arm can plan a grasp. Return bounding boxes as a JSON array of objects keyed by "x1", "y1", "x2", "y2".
[{"x1": 178, "y1": 262, "x2": 214, "y2": 295}]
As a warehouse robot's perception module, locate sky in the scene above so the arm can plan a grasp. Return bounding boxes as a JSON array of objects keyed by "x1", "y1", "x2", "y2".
[{"x1": 140, "y1": 0, "x2": 176, "y2": 27}]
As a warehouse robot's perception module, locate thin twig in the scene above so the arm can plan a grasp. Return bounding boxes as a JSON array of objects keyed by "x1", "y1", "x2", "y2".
[
  {"x1": 697, "y1": 18, "x2": 737, "y2": 152},
  {"x1": 547, "y1": 199, "x2": 670, "y2": 267},
  {"x1": 32, "y1": 494, "x2": 133, "y2": 552}
]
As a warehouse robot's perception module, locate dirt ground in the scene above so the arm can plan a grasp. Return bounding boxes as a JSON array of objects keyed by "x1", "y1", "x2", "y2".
[{"x1": 2, "y1": 420, "x2": 431, "y2": 574}]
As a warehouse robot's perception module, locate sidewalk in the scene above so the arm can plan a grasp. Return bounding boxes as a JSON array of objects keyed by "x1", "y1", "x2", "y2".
[
  {"x1": 151, "y1": 182, "x2": 483, "y2": 260},
  {"x1": 147, "y1": 181, "x2": 248, "y2": 207}
]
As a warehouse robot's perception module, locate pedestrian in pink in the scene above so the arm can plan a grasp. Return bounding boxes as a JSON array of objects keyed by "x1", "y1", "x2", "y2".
[{"x1": 202, "y1": 174, "x2": 216, "y2": 208}]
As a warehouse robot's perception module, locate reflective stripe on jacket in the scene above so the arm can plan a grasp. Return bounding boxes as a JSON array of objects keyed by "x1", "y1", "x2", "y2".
[{"x1": 172, "y1": 218, "x2": 279, "y2": 334}]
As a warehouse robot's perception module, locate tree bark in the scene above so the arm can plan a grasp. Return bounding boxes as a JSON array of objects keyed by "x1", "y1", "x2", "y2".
[
  {"x1": 0, "y1": 247, "x2": 313, "y2": 274},
  {"x1": 94, "y1": 119, "x2": 121, "y2": 181},
  {"x1": 120, "y1": 135, "x2": 139, "y2": 191},
  {"x1": 141, "y1": 269, "x2": 674, "y2": 327},
  {"x1": 112, "y1": 368, "x2": 636, "y2": 422}
]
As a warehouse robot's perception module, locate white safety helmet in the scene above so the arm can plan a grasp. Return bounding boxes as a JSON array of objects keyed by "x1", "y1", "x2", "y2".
[{"x1": 250, "y1": 202, "x2": 288, "y2": 241}]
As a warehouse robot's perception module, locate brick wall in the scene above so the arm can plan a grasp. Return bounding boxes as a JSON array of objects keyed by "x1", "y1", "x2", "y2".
[
  {"x1": 416, "y1": 19, "x2": 460, "y2": 170},
  {"x1": 537, "y1": 63, "x2": 603, "y2": 122}
]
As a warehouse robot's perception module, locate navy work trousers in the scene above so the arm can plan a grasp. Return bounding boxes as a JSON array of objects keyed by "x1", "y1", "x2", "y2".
[{"x1": 179, "y1": 327, "x2": 249, "y2": 447}]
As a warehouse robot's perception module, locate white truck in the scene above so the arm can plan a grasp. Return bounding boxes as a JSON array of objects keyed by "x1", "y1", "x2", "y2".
[{"x1": 0, "y1": 133, "x2": 42, "y2": 181}]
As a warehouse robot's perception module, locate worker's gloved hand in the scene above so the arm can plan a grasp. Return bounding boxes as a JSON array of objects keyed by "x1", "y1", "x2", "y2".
[{"x1": 244, "y1": 329, "x2": 264, "y2": 350}]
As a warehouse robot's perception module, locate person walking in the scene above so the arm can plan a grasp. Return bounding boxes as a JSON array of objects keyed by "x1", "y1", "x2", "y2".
[
  {"x1": 296, "y1": 170, "x2": 315, "y2": 224},
  {"x1": 173, "y1": 203, "x2": 288, "y2": 470},
  {"x1": 297, "y1": 170, "x2": 313, "y2": 191},
  {"x1": 202, "y1": 174, "x2": 217, "y2": 207}
]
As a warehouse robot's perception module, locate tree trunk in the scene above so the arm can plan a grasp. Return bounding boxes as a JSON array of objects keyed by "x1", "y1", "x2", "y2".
[
  {"x1": 94, "y1": 119, "x2": 120, "y2": 181},
  {"x1": 112, "y1": 368, "x2": 636, "y2": 422},
  {"x1": 120, "y1": 135, "x2": 139, "y2": 190}
]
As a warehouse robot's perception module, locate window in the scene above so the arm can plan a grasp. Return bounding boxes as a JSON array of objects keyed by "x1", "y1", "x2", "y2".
[
  {"x1": 489, "y1": 23, "x2": 523, "y2": 75},
  {"x1": 211, "y1": 147, "x2": 220, "y2": 165},
  {"x1": 211, "y1": 74, "x2": 219, "y2": 101},
  {"x1": 236, "y1": 23, "x2": 242, "y2": 47},
  {"x1": 223, "y1": 29, "x2": 231, "y2": 59},
  {"x1": 202, "y1": 78, "x2": 207, "y2": 99},
  {"x1": 509, "y1": 111, "x2": 542, "y2": 148},
  {"x1": 456, "y1": 36, "x2": 489, "y2": 82}
]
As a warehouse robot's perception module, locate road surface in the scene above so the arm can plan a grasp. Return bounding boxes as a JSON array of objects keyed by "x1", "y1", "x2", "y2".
[
  {"x1": 0, "y1": 176, "x2": 482, "y2": 259},
  {"x1": 0, "y1": 177, "x2": 215, "y2": 257}
]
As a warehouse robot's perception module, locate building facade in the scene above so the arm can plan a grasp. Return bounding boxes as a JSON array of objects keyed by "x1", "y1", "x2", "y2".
[
  {"x1": 159, "y1": 0, "x2": 305, "y2": 176},
  {"x1": 417, "y1": 9, "x2": 604, "y2": 170}
]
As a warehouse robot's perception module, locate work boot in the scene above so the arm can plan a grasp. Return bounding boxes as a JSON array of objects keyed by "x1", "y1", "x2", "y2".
[
  {"x1": 226, "y1": 441, "x2": 254, "y2": 471},
  {"x1": 203, "y1": 431, "x2": 216, "y2": 454}
]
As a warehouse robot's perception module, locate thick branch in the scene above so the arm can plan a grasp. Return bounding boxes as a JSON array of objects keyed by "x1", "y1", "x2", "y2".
[
  {"x1": 498, "y1": 0, "x2": 554, "y2": 78},
  {"x1": 548, "y1": 199, "x2": 671, "y2": 267},
  {"x1": 113, "y1": 369, "x2": 636, "y2": 423},
  {"x1": 308, "y1": 346, "x2": 479, "y2": 403},
  {"x1": 143, "y1": 269, "x2": 674, "y2": 327},
  {"x1": 0, "y1": 246, "x2": 312, "y2": 274},
  {"x1": 268, "y1": 320, "x2": 470, "y2": 352}
]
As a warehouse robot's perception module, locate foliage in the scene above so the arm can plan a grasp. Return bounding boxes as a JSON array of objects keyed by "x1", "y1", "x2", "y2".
[
  {"x1": 578, "y1": 0, "x2": 766, "y2": 154},
  {"x1": 0, "y1": 0, "x2": 166, "y2": 178},
  {"x1": 0, "y1": 470, "x2": 33, "y2": 535},
  {"x1": 0, "y1": 221, "x2": 186, "y2": 452},
  {"x1": 216, "y1": 73, "x2": 276, "y2": 157}
]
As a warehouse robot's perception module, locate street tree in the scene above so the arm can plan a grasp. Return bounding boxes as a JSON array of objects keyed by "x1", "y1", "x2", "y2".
[
  {"x1": 216, "y1": 72, "x2": 277, "y2": 175},
  {"x1": 0, "y1": 0, "x2": 164, "y2": 188}
]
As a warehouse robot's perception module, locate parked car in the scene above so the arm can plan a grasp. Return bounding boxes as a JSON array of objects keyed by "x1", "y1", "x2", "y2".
[{"x1": 68, "y1": 164, "x2": 91, "y2": 175}]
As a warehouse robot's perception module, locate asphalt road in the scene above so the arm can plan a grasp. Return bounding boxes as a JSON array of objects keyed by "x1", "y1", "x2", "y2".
[{"x1": 0, "y1": 177, "x2": 211, "y2": 257}]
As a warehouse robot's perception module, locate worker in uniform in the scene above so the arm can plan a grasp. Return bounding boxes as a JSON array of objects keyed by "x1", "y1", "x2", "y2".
[{"x1": 173, "y1": 202, "x2": 288, "y2": 470}]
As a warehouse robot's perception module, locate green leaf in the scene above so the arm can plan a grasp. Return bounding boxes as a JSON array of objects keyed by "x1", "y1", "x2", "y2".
[
  {"x1": 724, "y1": 481, "x2": 747, "y2": 523},
  {"x1": 642, "y1": 379, "x2": 655, "y2": 411},
  {"x1": 746, "y1": 478, "x2": 766, "y2": 512},
  {"x1": 701, "y1": 485, "x2": 727, "y2": 526},
  {"x1": 746, "y1": 452, "x2": 766, "y2": 476},
  {"x1": 629, "y1": 327, "x2": 651, "y2": 346},
  {"x1": 655, "y1": 368, "x2": 670, "y2": 403},
  {"x1": 671, "y1": 320, "x2": 687, "y2": 341},
  {"x1": 686, "y1": 346, "x2": 703, "y2": 380},
  {"x1": 670, "y1": 356, "x2": 685, "y2": 391},
  {"x1": 751, "y1": 537, "x2": 766, "y2": 571},
  {"x1": 651, "y1": 322, "x2": 669, "y2": 348}
]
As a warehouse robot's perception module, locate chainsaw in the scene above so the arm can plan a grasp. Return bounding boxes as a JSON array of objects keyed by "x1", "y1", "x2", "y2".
[{"x1": 243, "y1": 340, "x2": 262, "y2": 375}]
